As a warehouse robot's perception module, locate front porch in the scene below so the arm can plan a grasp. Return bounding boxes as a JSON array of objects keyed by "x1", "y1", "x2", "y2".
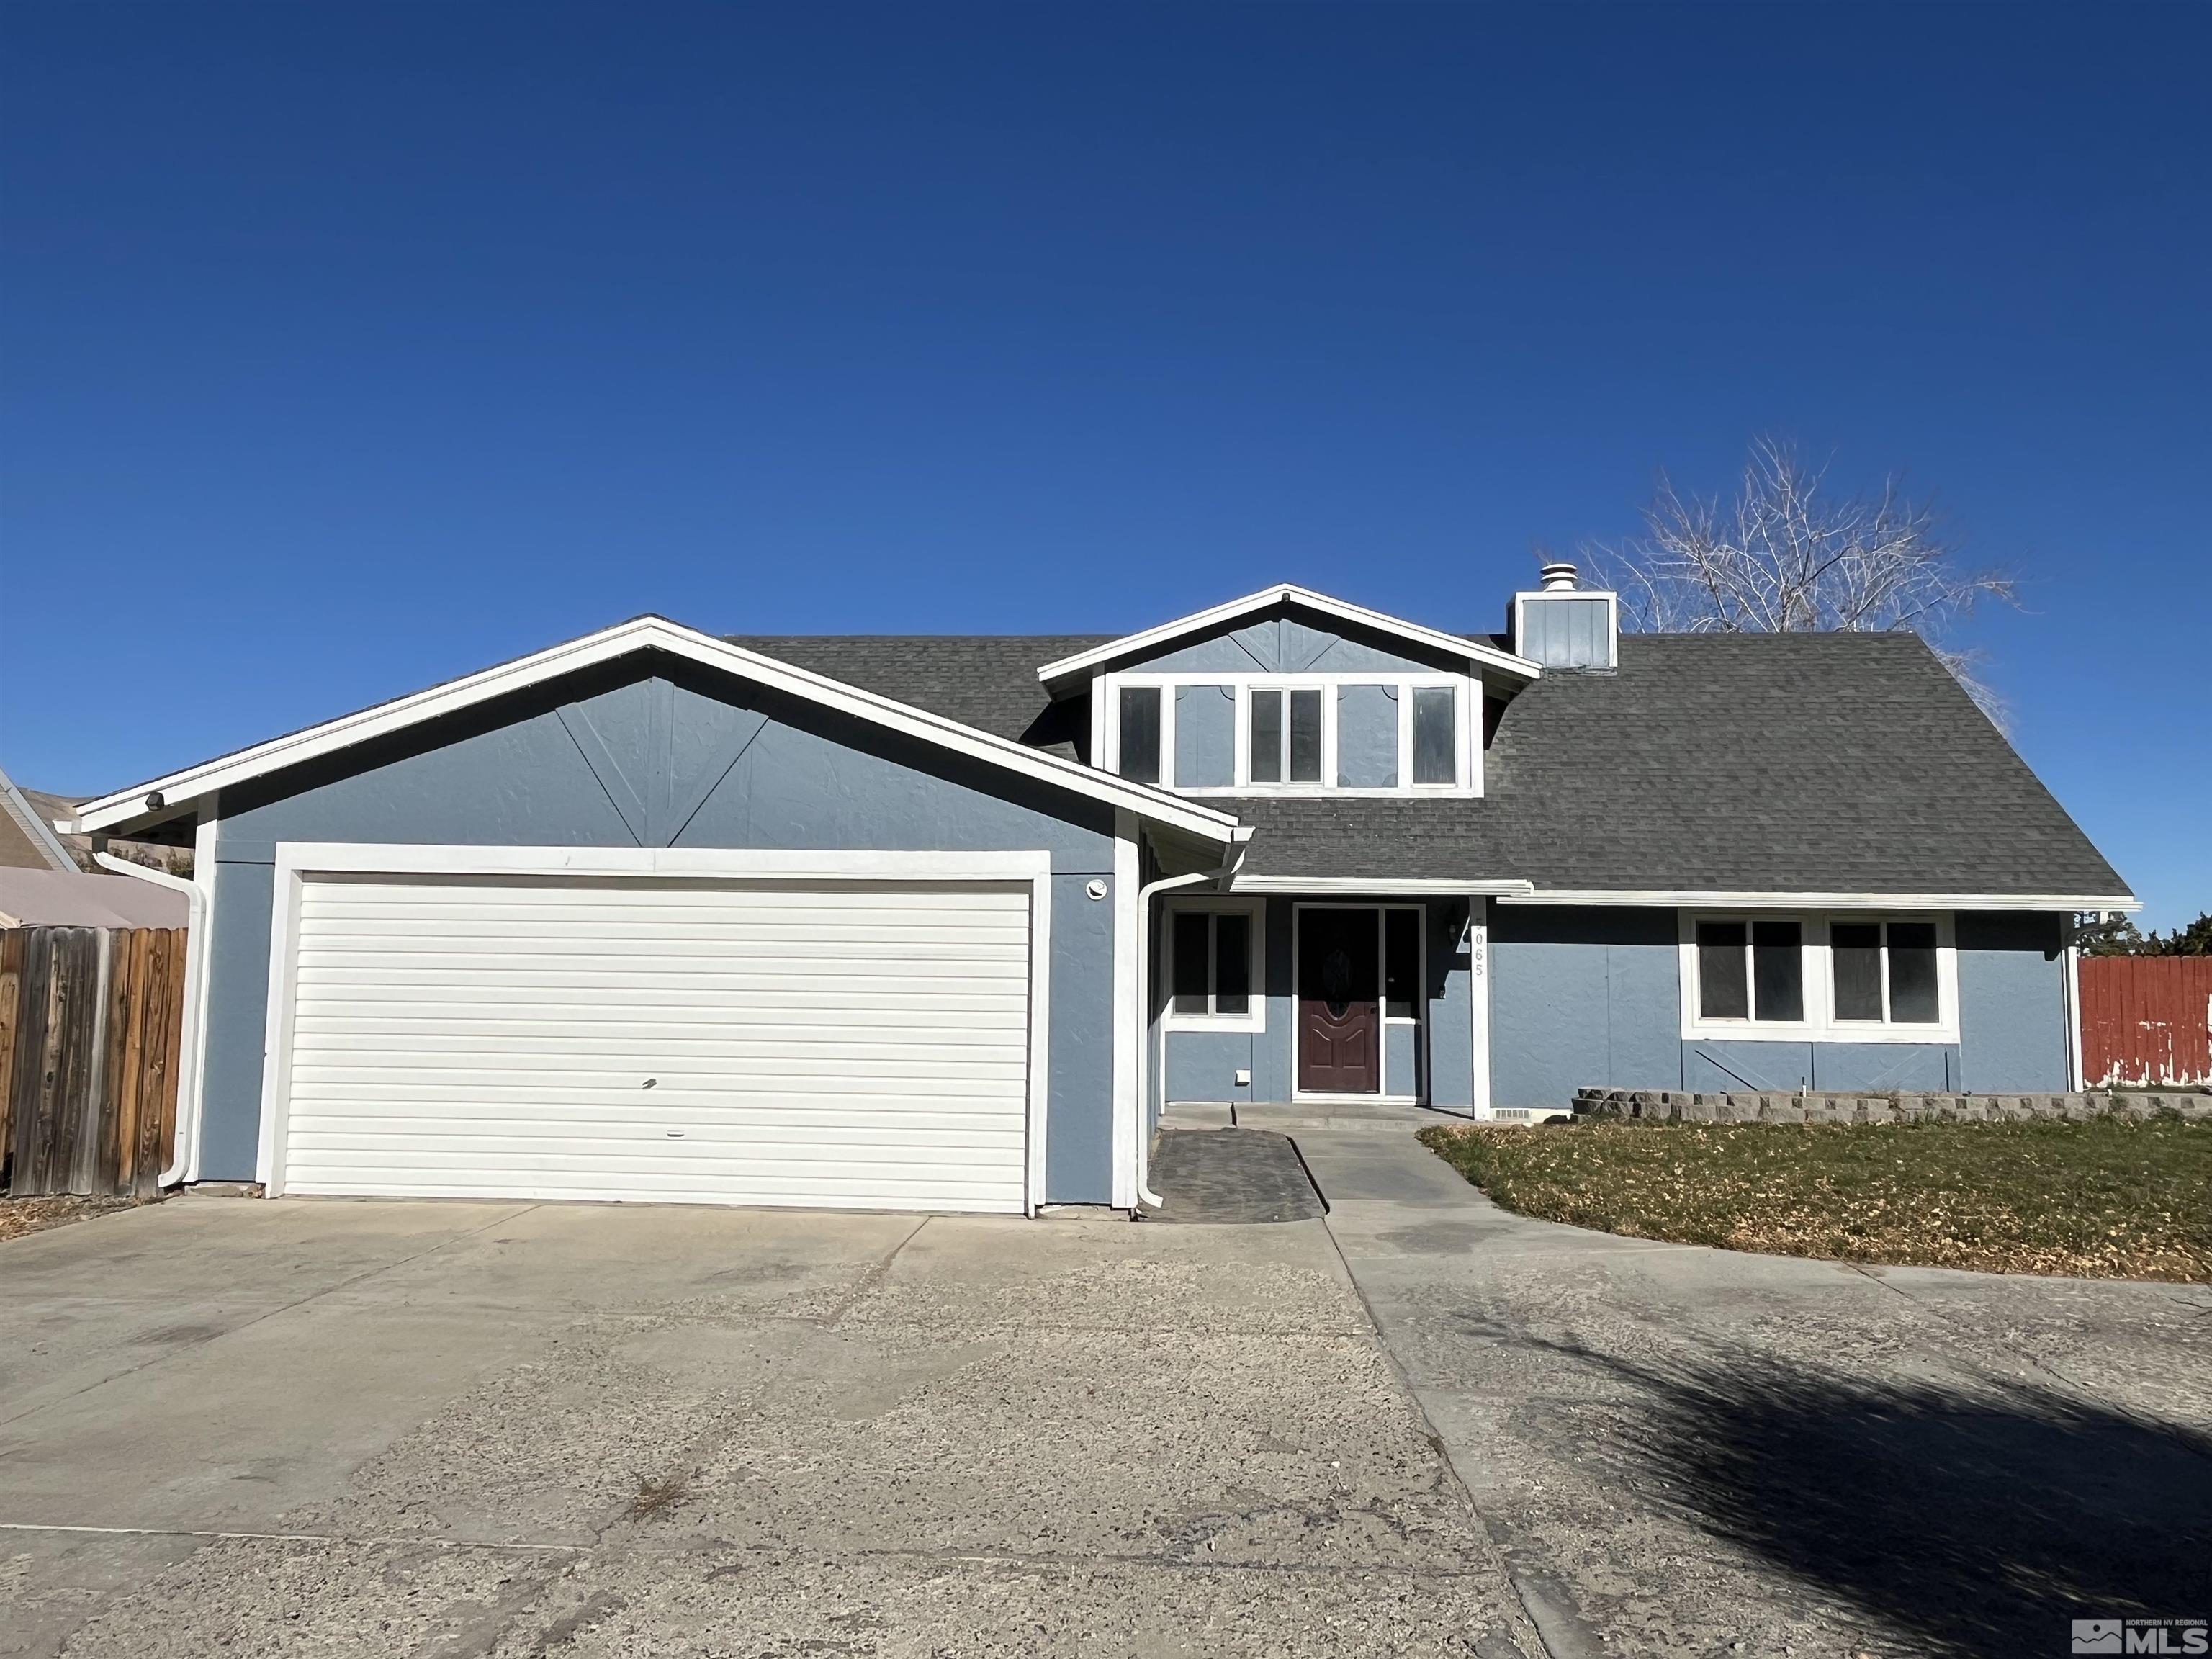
[{"x1": 1154, "y1": 894, "x2": 1485, "y2": 1118}]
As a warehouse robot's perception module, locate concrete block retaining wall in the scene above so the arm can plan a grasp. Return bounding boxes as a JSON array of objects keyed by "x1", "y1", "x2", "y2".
[{"x1": 1570, "y1": 1087, "x2": 2212, "y2": 1125}]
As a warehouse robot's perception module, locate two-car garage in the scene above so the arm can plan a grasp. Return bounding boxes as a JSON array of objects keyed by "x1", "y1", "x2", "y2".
[{"x1": 265, "y1": 853, "x2": 1046, "y2": 1214}]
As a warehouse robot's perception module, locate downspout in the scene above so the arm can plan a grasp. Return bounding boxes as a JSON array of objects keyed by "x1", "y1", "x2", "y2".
[
  {"x1": 1133, "y1": 827, "x2": 1251, "y2": 1211},
  {"x1": 95, "y1": 850, "x2": 206, "y2": 1187}
]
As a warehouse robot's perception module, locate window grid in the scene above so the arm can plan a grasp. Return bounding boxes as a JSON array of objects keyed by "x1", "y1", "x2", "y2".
[
  {"x1": 1092, "y1": 670, "x2": 1475, "y2": 796},
  {"x1": 1681, "y1": 913, "x2": 1956, "y2": 1041}
]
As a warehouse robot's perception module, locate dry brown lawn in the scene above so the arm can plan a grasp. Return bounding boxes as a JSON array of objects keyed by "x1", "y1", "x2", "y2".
[{"x1": 1421, "y1": 1118, "x2": 2212, "y2": 1282}]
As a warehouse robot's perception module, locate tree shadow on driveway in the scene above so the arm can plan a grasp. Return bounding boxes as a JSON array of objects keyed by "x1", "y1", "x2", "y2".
[{"x1": 1542, "y1": 1338, "x2": 2212, "y2": 1658}]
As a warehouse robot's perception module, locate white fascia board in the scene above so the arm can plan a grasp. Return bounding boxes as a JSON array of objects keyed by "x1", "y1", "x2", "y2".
[
  {"x1": 1036, "y1": 585, "x2": 1541, "y2": 690},
  {"x1": 1231, "y1": 875, "x2": 1536, "y2": 896},
  {"x1": 68, "y1": 616, "x2": 1242, "y2": 844},
  {"x1": 1501, "y1": 888, "x2": 2141, "y2": 912}
]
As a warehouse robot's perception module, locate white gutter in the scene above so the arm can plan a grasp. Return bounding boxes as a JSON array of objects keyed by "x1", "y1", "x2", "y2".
[
  {"x1": 1498, "y1": 887, "x2": 2141, "y2": 912},
  {"x1": 94, "y1": 852, "x2": 207, "y2": 1187},
  {"x1": 1133, "y1": 830, "x2": 1251, "y2": 1211}
]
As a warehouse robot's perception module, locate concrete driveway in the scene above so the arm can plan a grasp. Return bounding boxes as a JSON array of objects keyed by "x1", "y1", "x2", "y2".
[
  {"x1": 0, "y1": 1195, "x2": 1542, "y2": 1658},
  {"x1": 8, "y1": 1148, "x2": 2208, "y2": 1659},
  {"x1": 1299, "y1": 1130, "x2": 2212, "y2": 1659}
]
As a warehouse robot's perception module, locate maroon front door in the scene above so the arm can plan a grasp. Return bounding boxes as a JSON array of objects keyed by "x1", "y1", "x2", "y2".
[{"x1": 1298, "y1": 907, "x2": 1380, "y2": 1094}]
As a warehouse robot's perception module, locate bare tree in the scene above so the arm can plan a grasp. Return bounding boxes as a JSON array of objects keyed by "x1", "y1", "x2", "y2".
[{"x1": 1580, "y1": 438, "x2": 2018, "y2": 719}]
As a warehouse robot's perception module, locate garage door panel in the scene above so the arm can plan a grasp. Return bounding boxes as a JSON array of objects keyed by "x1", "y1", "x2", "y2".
[
  {"x1": 279, "y1": 873, "x2": 1035, "y2": 1212},
  {"x1": 284, "y1": 1105, "x2": 1024, "y2": 1134},
  {"x1": 290, "y1": 1073, "x2": 1028, "y2": 1104},
  {"x1": 285, "y1": 1030, "x2": 1025, "y2": 1061}
]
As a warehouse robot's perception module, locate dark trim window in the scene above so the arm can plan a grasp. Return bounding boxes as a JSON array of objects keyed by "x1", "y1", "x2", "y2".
[
  {"x1": 1118, "y1": 685, "x2": 1161, "y2": 784},
  {"x1": 1170, "y1": 909, "x2": 1254, "y2": 1019},
  {"x1": 1411, "y1": 685, "x2": 1457, "y2": 786},
  {"x1": 1831, "y1": 920, "x2": 1941, "y2": 1025},
  {"x1": 1247, "y1": 686, "x2": 1323, "y2": 785},
  {"x1": 1695, "y1": 918, "x2": 1803, "y2": 1022}
]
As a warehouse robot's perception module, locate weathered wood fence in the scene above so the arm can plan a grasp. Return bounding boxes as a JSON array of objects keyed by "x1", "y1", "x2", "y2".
[
  {"x1": 2081, "y1": 955, "x2": 2212, "y2": 1088},
  {"x1": 0, "y1": 927, "x2": 186, "y2": 1197}
]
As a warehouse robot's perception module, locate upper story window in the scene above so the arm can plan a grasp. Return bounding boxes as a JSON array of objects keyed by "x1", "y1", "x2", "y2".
[
  {"x1": 1117, "y1": 686, "x2": 1162, "y2": 784},
  {"x1": 1680, "y1": 912, "x2": 1956, "y2": 1042},
  {"x1": 1099, "y1": 673, "x2": 1475, "y2": 797},
  {"x1": 1248, "y1": 687, "x2": 1323, "y2": 784}
]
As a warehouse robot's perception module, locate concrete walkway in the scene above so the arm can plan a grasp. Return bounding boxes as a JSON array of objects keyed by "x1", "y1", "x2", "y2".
[
  {"x1": 1295, "y1": 1128, "x2": 2212, "y2": 1659},
  {"x1": 1, "y1": 1193, "x2": 1547, "y2": 1658}
]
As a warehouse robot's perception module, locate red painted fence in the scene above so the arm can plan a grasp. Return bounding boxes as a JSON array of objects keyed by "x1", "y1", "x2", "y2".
[{"x1": 2080, "y1": 956, "x2": 2212, "y2": 1087}]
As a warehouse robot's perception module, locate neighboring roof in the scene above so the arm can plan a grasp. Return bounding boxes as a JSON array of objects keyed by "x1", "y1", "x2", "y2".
[
  {"x1": 0, "y1": 767, "x2": 78, "y2": 872},
  {"x1": 1033, "y1": 584, "x2": 1540, "y2": 692},
  {"x1": 66, "y1": 616, "x2": 1239, "y2": 845},
  {"x1": 0, "y1": 866, "x2": 189, "y2": 928},
  {"x1": 732, "y1": 630, "x2": 2131, "y2": 904}
]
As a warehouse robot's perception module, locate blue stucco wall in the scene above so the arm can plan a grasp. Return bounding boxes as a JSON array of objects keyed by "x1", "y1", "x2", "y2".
[
  {"x1": 1490, "y1": 907, "x2": 1681, "y2": 1109},
  {"x1": 1957, "y1": 911, "x2": 2069, "y2": 1090},
  {"x1": 1489, "y1": 904, "x2": 2069, "y2": 1107},
  {"x1": 196, "y1": 657, "x2": 1125, "y2": 1200},
  {"x1": 1119, "y1": 610, "x2": 1461, "y2": 677}
]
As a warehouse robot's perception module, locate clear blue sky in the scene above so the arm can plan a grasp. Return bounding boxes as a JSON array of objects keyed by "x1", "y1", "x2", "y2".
[{"x1": 4, "y1": 4, "x2": 2205, "y2": 925}]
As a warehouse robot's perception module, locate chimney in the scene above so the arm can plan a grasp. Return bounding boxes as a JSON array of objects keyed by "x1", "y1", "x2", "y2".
[{"x1": 1511, "y1": 559, "x2": 1618, "y2": 670}]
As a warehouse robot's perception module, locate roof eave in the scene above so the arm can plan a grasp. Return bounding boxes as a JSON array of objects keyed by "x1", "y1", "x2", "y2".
[
  {"x1": 1035, "y1": 583, "x2": 1542, "y2": 691},
  {"x1": 69, "y1": 616, "x2": 1243, "y2": 845}
]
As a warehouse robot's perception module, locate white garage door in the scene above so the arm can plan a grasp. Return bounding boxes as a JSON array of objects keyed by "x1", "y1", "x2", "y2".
[{"x1": 276, "y1": 873, "x2": 1035, "y2": 1212}]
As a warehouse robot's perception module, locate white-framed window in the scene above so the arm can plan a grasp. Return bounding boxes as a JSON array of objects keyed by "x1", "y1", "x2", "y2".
[
  {"x1": 1246, "y1": 683, "x2": 1327, "y2": 786},
  {"x1": 1828, "y1": 918, "x2": 1944, "y2": 1028},
  {"x1": 1094, "y1": 670, "x2": 1479, "y2": 798},
  {"x1": 1164, "y1": 901, "x2": 1266, "y2": 1030},
  {"x1": 1678, "y1": 912, "x2": 1959, "y2": 1043}
]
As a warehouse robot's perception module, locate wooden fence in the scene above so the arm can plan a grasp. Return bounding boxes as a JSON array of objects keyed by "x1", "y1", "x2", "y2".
[
  {"x1": 2080, "y1": 955, "x2": 2212, "y2": 1088},
  {"x1": 0, "y1": 926, "x2": 186, "y2": 1197}
]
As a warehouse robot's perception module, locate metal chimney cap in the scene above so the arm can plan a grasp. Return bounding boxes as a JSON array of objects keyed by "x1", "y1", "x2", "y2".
[{"x1": 1537, "y1": 560, "x2": 1579, "y2": 591}]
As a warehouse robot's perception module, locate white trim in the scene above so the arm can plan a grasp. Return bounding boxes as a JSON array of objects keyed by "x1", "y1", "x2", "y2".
[
  {"x1": 1678, "y1": 910, "x2": 1961, "y2": 1045},
  {"x1": 1136, "y1": 865, "x2": 1220, "y2": 1210},
  {"x1": 1159, "y1": 897, "x2": 1267, "y2": 1033},
  {"x1": 255, "y1": 843, "x2": 1055, "y2": 1214},
  {"x1": 1506, "y1": 888, "x2": 2139, "y2": 912},
  {"x1": 1097, "y1": 668, "x2": 1483, "y2": 799},
  {"x1": 1234, "y1": 876, "x2": 1534, "y2": 896},
  {"x1": 68, "y1": 616, "x2": 1240, "y2": 845},
  {"x1": 1036, "y1": 584, "x2": 1541, "y2": 688},
  {"x1": 1467, "y1": 899, "x2": 1493, "y2": 1120},
  {"x1": 1110, "y1": 811, "x2": 1141, "y2": 1210},
  {"x1": 1511, "y1": 588, "x2": 1619, "y2": 669},
  {"x1": 186, "y1": 811, "x2": 218, "y2": 1182},
  {"x1": 1289, "y1": 902, "x2": 1424, "y2": 1101},
  {"x1": 2062, "y1": 938, "x2": 2086, "y2": 1092}
]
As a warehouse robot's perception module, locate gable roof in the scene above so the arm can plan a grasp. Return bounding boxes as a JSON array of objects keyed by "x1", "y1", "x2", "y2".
[
  {"x1": 1033, "y1": 584, "x2": 1540, "y2": 692},
  {"x1": 729, "y1": 629, "x2": 2131, "y2": 906},
  {"x1": 65, "y1": 616, "x2": 1241, "y2": 844},
  {"x1": 0, "y1": 766, "x2": 78, "y2": 872}
]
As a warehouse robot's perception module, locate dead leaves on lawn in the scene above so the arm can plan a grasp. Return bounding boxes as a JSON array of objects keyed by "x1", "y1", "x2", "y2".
[{"x1": 1419, "y1": 1119, "x2": 2212, "y2": 1283}]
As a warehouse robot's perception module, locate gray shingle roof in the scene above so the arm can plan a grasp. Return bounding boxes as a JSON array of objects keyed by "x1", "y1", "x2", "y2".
[{"x1": 727, "y1": 630, "x2": 2128, "y2": 899}]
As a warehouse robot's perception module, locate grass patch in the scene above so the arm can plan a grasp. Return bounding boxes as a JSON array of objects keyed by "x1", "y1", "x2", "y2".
[{"x1": 1419, "y1": 1118, "x2": 2212, "y2": 1282}]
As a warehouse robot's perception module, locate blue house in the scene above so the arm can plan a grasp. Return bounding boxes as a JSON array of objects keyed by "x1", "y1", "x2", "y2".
[{"x1": 66, "y1": 570, "x2": 2133, "y2": 1215}]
